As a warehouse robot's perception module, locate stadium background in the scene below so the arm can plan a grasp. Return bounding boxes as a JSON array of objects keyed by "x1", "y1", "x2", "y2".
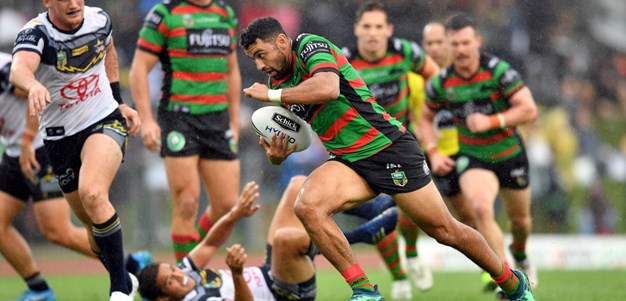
[{"x1": 1, "y1": 0, "x2": 625, "y2": 274}]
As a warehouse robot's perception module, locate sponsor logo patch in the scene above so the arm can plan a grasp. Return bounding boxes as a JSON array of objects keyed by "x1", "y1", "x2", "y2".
[{"x1": 299, "y1": 41, "x2": 331, "y2": 62}]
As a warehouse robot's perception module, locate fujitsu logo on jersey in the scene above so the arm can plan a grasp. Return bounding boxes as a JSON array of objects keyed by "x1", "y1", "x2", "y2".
[
  {"x1": 272, "y1": 113, "x2": 301, "y2": 132},
  {"x1": 189, "y1": 29, "x2": 230, "y2": 47},
  {"x1": 300, "y1": 41, "x2": 331, "y2": 62},
  {"x1": 187, "y1": 28, "x2": 231, "y2": 54}
]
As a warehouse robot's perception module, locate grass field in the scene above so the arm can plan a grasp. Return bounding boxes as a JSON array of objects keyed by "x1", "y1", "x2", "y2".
[{"x1": 1, "y1": 268, "x2": 624, "y2": 301}]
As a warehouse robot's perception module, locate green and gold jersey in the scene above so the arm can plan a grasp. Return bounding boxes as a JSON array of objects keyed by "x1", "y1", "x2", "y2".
[
  {"x1": 137, "y1": 0, "x2": 237, "y2": 115},
  {"x1": 270, "y1": 34, "x2": 405, "y2": 162},
  {"x1": 425, "y1": 54, "x2": 524, "y2": 162},
  {"x1": 343, "y1": 38, "x2": 426, "y2": 133}
]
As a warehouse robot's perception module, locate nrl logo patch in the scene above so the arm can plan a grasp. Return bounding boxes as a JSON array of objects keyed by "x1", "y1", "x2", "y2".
[{"x1": 391, "y1": 170, "x2": 408, "y2": 187}]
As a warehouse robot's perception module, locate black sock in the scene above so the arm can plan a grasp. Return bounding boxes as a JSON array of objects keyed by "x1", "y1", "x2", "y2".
[
  {"x1": 24, "y1": 272, "x2": 49, "y2": 292},
  {"x1": 93, "y1": 249, "x2": 108, "y2": 271},
  {"x1": 93, "y1": 213, "x2": 131, "y2": 295},
  {"x1": 125, "y1": 253, "x2": 139, "y2": 276}
]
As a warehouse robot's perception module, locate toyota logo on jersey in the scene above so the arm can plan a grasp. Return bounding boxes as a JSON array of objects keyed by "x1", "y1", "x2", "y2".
[{"x1": 60, "y1": 74, "x2": 101, "y2": 102}]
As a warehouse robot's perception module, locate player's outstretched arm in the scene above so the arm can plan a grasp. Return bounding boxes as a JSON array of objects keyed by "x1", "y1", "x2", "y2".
[{"x1": 188, "y1": 182, "x2": 260, "y2": 268}]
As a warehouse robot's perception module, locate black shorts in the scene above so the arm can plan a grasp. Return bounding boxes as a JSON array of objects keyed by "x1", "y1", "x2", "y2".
[
  {"x1": 261, "y1": 244, "x2": 316, "y2": 301},
  {"x1": 158, "y1": 110, "x2": 238, "y2": 160},
  {"x1": 44, "y1": 109, "x2": 128, "y2": 193},
  {"x1": 0, "y1": 149, "x2": 63, "y2": 202},
  {"x1": 329, "y1": 132, "x2": 432, "y2": 195},
  {"x1": 430, "y1": 153, "x2": 462, "y2": 197},
  {"x1": 455, "y1": 149, "x2": 530, "y2": 189}
]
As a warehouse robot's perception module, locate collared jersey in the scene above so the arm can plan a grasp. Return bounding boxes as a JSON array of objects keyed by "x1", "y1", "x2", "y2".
[
  {"x1": 425, "y1": 53, "x2": 525, "y2": 162},
  {"x1": 12, "y1": 6, "x2": 118, "y2": 141},
  {"x1": 137, "y1": 0, "x2": 237, "y2": 115},
  {"x1": 343, "y1": 37, "x2": 427, "y2": 133},
  {"x1": 270, "y1": 33, "x2": 405, "y2": 162},
  {"x1": 0, "y1": 52, "x2": 44, "y2": 156},
  {"x1": 178, "y1": 257, "x2": 274, "y2": 301}
]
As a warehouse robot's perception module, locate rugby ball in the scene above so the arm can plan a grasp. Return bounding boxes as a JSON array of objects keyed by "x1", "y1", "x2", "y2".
[{"x1": 251, "y1": 105, "x2": 312, "y2": 152}]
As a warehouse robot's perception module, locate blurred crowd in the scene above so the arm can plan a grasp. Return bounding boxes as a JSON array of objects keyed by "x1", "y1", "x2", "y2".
[{"x1": 1, "y1": 0, "x2": 625, "y2": 251}]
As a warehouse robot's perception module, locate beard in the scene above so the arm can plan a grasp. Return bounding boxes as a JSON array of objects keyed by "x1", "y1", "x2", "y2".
[{"x1": 270, "y1": 49, "x2": 292, "y2": 80}]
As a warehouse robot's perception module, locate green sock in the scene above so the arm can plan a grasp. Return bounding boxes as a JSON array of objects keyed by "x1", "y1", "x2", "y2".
[
  {"x1": 171, "y1": 232, "x2": 199, "y2": 263},
  {"x1": 375, "y1": 230, "x2": 407, "y2": 280},
  {"x1": 399, "y1": 212, "x2": 419, "y2": 258}
]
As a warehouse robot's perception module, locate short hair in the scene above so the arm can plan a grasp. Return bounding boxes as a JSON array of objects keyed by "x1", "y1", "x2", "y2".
[
  {"x1": 240, "y1": 17, "x2": 287, "y2": 50},
  {"x1": 355, "y1": 1, "x2": 388, "y2": 23},
  {"x1": 137, "y1": 263, "x2": 162, "y2": 300},
  {"x1": 444, "y1": 13, "x2": 477, "y2": 32}
]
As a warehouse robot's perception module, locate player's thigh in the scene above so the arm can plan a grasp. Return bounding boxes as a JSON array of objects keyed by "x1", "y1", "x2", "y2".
[
  {"x1": 198, "y1": 158, "x2": 240, "y2": 207},
  {"x1": 459, "y1": 168, "x2": 499, "y2": 206},
  {"x1": 267, "y1": 175, "x2": 307, "y2": 244},
  {"x1": 163, "y1": 156, "x2": 201, "y2": 196},
  {"x1": 393, "y1": 181, "x2": 458, "y2": 234},
  {"x1": 271, "y1": 228, "x2": 315, "y2": 282},
  {"x1": 79, "y1": 133, "x2": 123, "y2": 192},
  {"x1": 0, "y1": 191, "x2": 25, "y2": 225},
  {"x1": 299, "y1": 161, "x2": 375, "y2": 214}
]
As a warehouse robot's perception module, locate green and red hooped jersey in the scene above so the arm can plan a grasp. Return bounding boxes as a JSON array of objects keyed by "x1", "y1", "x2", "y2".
[
  {"x1": 137, "y1": 0, "x2": 237, "y2": 115},
  {"x1": 425, "y1": 53, "x2": 525, "y2": 162},
  {"x1": 270, "y1": 33, "x2": 406, "y2": 162},
  {"x1": 342, "y1": 38, "x2": 427, "y2": 133}
]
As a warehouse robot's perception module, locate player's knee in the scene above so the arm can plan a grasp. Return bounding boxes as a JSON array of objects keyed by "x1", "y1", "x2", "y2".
[
  {"x1": 428, "y1": 222, "x2": 463, "y2": 247},
  {"x1": 273, "y1": 228, "x2": 308, "y2": 253},
  {"x1": 509, "y1": 214, "x2": 531, "y2": 231},
  {"x1": 173, "y1": 194, "x2": 199, "y2": 219},
  {"x1": 287, "y1": 175, "x2": 307, "y2": 193},
  {"x1": 78, "y1": 188, "x2": 109, "y2": 210},
  {"x1": 473, "y1": 202, "x2": 494, "y2": 220}
]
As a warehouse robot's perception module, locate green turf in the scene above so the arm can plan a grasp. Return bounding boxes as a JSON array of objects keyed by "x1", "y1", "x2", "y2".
[{"x1": 1, "y1": 269, "x2": 624, "y2": 300}]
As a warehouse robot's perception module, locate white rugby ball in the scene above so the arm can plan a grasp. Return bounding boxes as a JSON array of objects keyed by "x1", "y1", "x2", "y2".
[{"x1": 251, "y1": 105, "x2": 312, "y2": 152}]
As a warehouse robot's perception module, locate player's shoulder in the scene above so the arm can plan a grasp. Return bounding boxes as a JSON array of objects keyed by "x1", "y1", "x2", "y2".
[
  {"x1": 294, "y1": 33, "x2": 334, "y2": 54},
  {"x1": 83, "y1": 6, "x2": 109, "y2": 20},
  {"x1": 480, "y1": 53, "x2": 511, "y2": 70},
  {"x1": 18, "y1": 12, "x2": 48, "y2": 32},
  {"x1": 341, "y1": 45, "x2": 357, "y2": 60},
  {"x1": 388, "y1": 37, "x2": 419, "y2": 52}
]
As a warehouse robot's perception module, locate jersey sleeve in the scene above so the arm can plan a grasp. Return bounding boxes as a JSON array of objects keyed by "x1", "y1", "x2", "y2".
[
  {"x1": 12, "y1": 24, "x2": 47, "y2": 56},
  {"x1": 225, "y1": 4, "x2": 238, "y2": 52},
  {"x1": 179, "y1": 256, "x2": 200, "y2": 273},
  {"x1": 137, "y1": 4, "x2": 169, "y2": 55},
  {"x1": 424, "y1": 77, "x2": 443, "y2": 112},
  {"x1": 96, "y1": 9, "x2": 113, "y2": 47},
  {"x1": 298, "y1": 36, "x2": 340, "y2": 77},
  {"x1": 0, "y1": 61, "x2": 11, "y2": 95},
  {"x1": 406, "y1": 40, "x2": 426, "y2": 74},
  {"x1": 497, "y1": 61, "x2": 524, "y2": 99}
]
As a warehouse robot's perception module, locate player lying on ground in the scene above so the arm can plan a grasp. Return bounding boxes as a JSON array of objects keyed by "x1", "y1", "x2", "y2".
[{"x1": 137, "y1": 176, "x2": 398, "y2": 301}]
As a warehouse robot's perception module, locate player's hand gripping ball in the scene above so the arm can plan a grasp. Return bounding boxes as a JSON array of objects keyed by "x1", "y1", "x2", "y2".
[{"x1": 251, "y1": 106, "x2": 312, "y2": 152}]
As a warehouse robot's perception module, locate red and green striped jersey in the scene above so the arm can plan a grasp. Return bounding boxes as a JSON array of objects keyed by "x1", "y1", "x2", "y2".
[
  {"x1": 343, "y1": 38, "x2": 427, "y2": 133},
  {"x1": 270, "y1": 34, "x2": 405, "y2": 162},
  {"x1": 425, "y1": 54, "x2": 525, "y2": 162},
  {"x1": 137, "y1": 0, "x2": 237, "y2": 115}
]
